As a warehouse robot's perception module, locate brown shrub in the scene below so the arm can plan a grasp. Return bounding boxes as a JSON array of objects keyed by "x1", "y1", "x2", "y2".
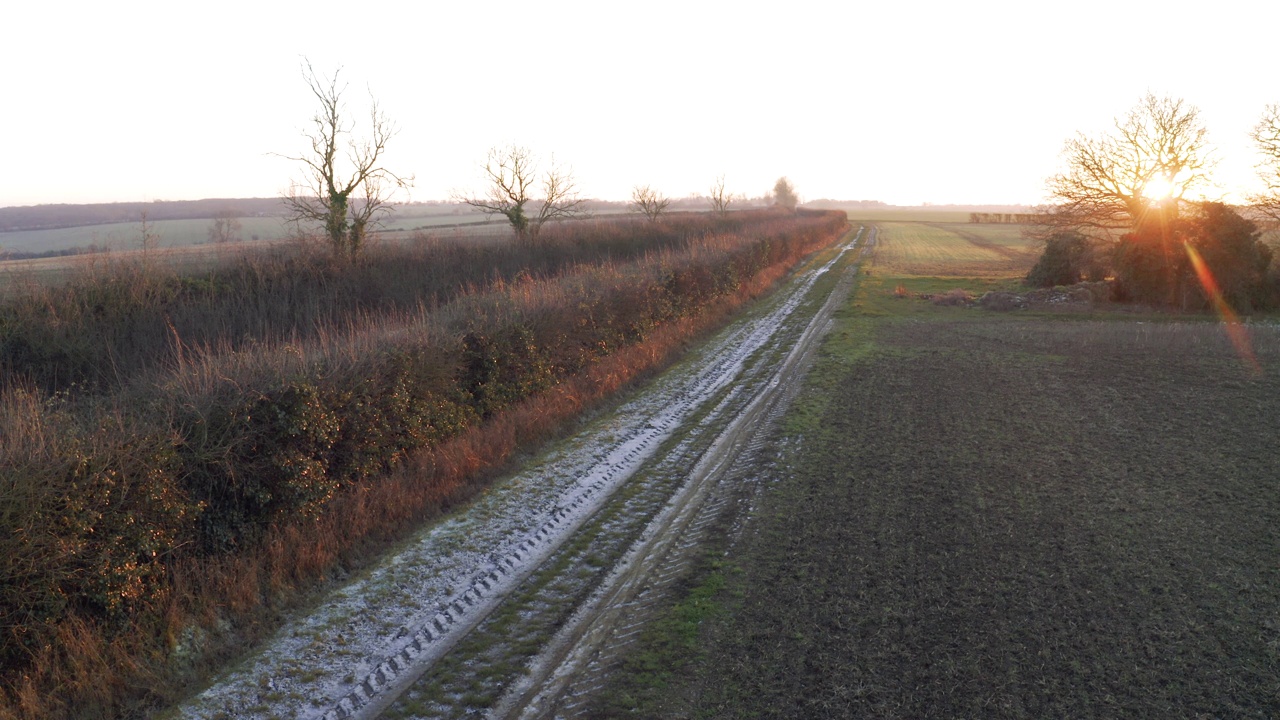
[{"x1": 929, "y1": 289, "x2": 974, "y2": 306}]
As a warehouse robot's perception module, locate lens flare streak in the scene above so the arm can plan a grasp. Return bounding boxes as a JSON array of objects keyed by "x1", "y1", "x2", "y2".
[{"x1": 1183, "y1": 242, "x2": 1262, "y2": 375}]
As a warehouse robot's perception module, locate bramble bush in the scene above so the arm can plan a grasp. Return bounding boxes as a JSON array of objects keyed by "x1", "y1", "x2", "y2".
[
  {"x1": 0, "y1": 402, "x2": 194, "y2": 678},
  {"x1": 1025, "y1": 231, "x2": 1105, "y2": 287}
]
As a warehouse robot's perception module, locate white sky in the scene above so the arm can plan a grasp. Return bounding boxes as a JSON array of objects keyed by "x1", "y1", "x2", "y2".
[{"x1": 2, "y1": 0, "x2": 1276, "y2": 208}]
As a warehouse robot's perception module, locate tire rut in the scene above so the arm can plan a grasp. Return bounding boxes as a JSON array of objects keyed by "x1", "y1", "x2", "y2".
[{"x1": 491, "y1": 227, "x2": 874, "y2": 720}]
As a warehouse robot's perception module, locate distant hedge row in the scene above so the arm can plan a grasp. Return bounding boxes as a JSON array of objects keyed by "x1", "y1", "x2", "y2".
[{"x1": 0, "y1": 213, "x2": 781, "y2": 394}]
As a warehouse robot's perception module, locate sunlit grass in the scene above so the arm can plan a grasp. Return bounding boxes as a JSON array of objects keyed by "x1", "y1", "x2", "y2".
[{"x1": 871, "y1": 221, "x2": 1039, "y2": 278}]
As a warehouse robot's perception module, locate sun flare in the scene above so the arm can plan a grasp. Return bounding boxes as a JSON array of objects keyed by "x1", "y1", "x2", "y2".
[{"x1": 1142, "y1": 175, "x2": 1176, "y2": 201}]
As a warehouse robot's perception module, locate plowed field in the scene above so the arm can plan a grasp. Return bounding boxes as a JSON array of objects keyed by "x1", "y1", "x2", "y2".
[{"x1": 593, "y1": 221, "x2": 1280, "y2": 719}]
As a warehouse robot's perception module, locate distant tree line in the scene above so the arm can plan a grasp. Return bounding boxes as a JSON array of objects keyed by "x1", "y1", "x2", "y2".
[
  {"x1": 0, "y1": 198, "x2": 288, "y2": 233},
  {"x1": 0, "y1": 244, "x2": 113, "y2": 261},
  {"x1": 805, "y1": 199, "x2": 890, "y2": 210},
  {"x1": 970, "y1": 212, "x2": 1049, "y2": 224}
]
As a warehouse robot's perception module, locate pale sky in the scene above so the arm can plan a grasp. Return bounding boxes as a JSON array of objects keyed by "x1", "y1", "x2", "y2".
[{"x1": 2, "y1": 0, "x2": 1276, "y2": 208}]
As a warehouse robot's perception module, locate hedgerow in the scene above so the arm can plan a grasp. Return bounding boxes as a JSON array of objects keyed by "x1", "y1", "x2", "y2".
[{"x1": 0, "y1": 210, "x2": 848, "y2": 719}]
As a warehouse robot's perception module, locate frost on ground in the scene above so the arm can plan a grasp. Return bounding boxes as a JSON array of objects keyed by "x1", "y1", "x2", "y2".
[{"x1": 173, "y1": 229, "x2": 861, "y2": 720}]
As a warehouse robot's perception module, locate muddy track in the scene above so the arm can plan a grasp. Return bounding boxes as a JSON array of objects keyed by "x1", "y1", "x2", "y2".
[
  {"x1": 490, "y1": 226, "x2": 876, "y2": 720},
  {"x1": 174, "y1": 226, "x2": 869, "y2": 720}
]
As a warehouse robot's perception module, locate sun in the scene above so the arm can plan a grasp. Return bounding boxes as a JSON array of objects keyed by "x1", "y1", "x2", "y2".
[{"x1": 1142, "y1": 175, "x2": 1176, "y2": 202}]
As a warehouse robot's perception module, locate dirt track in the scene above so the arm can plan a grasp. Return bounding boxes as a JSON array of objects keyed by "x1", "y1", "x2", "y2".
[
  {"x1": 174, "y1": 226, "x2": 869, "y2": 720},
  {"x1": 486, "y1": 227, "x2": 874, "y2": 719}
]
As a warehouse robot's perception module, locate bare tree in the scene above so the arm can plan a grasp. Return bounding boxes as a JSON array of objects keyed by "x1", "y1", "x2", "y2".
[
  {"x1": 1250, "y1": 103, "x2": 1280, "y2": 222},
  {"x1": 463, "y1": 144, "x2": 535, "y2": 237},
  {"x1": 279, "y1": 62, "x2": 411, "y2": 258},
  {"x1": 137, "y1": 210, "x2": 160, "y2": 254},
  {"x1": 1043, "y1": 93, "x2": 1214, "y2": 239},
  {"x1": 709, "y1": 175, "x2": 735, "y2": 217},
  {"x1": 534, "y1": 161, "x2": 588, "y2": 238},
  {"x1": 207, "y1": 208, "x2": 242, "y2": 244},
  {"x1": 630, "y1": 184, "x2": 670, "y2": 222},
  {"x1": 459, "y1": 145, "x2": 588, "y2": 240},
  {"x1": 773, "y1": 176, "x2": 798, "y2": 212}
]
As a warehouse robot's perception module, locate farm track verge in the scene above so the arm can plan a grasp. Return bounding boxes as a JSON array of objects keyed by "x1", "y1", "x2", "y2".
[{"x1": 173, "y1": 226, "x2": 866, "y2": 720}]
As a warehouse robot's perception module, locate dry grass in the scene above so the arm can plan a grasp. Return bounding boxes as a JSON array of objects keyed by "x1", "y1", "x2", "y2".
[{"x1": 0, "y1": 214, "x2": 782, "y2": 395}]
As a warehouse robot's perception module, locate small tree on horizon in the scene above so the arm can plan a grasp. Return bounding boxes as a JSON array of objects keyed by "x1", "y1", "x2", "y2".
[
  {"x1": 773, "y1": 177, "x2": 798, "y2": 213},
  {"x1": 458, "y1": 145, "x2": 588, "y2": 240},
  {"x1": 279, "y1": 61, "x2": 412, "y2": 259},
  {"x1": 710, "y1": 175, "x2": 735, "y2": 217},
  {"x1": 207, "y1": 208, "x2": 242, "y2": 244},
  {"x1": 630, "y1": 184, "x2": 670, "y2": 222}
]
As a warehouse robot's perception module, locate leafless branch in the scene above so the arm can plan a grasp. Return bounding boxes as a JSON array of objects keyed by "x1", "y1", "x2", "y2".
[
  {"x1": 709, "y1": 175, "x2": 734, "y2": 217},
  {"x1": 1249, "y1": 103, "x2": 1280, "y2": 222},
  {"x1": 278, "y1": 60, "x2": 412, "y2": 257},
  {"x1": 457, "y1": 145, "x2": 588, "y2": 240},
  {"x1": 1044, "y1": 93, "x2": 1214, "y2": 241},
  {"x1": 630, "y1": 184, "x2": 671, "y2": 222}
]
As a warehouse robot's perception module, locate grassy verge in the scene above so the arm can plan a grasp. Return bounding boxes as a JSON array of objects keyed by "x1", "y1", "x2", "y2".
[{"x1": 595, "y1": 221, "x2": 1280, "y2": 718}]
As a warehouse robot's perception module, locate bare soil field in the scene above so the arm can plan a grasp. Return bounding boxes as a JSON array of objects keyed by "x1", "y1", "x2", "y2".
[{"x1": 593, "y1": 222, "x2": 1280, "y2": 718}]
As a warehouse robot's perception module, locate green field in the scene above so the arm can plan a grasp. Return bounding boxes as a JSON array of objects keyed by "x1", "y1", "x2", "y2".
[
  {"x1": 594, "y1": 220, "x2": 1280, "y2": 718},
  {"x1": 870, "y1": 221, "x2": 1040, "y2": 278},
  {"x1": 0, "y1": 217, "x2": 291, "y2": 254},
  {"x1": 0, "y1": 207, "x2": 504, "y2": 255},
  {"x1": 843, "y1": 209, "x2": 975, "y2": 223},
  {"x1": 0, "y1": 218, "x2": 515, "y2": 294}
]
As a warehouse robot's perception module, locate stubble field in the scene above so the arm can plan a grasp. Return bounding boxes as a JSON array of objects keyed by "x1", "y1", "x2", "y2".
[{"x1": 593, "y1": 219, "x2": 1280, "y2": 718}]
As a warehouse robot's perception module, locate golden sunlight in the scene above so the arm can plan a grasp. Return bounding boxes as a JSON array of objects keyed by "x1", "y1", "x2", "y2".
[
  {"x1": 1184, "y1": 242, "x2": 1262, "y2": 375},
  {"x1": 1142, "y1": 175, "x2": 1176, "y2": 201}
]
